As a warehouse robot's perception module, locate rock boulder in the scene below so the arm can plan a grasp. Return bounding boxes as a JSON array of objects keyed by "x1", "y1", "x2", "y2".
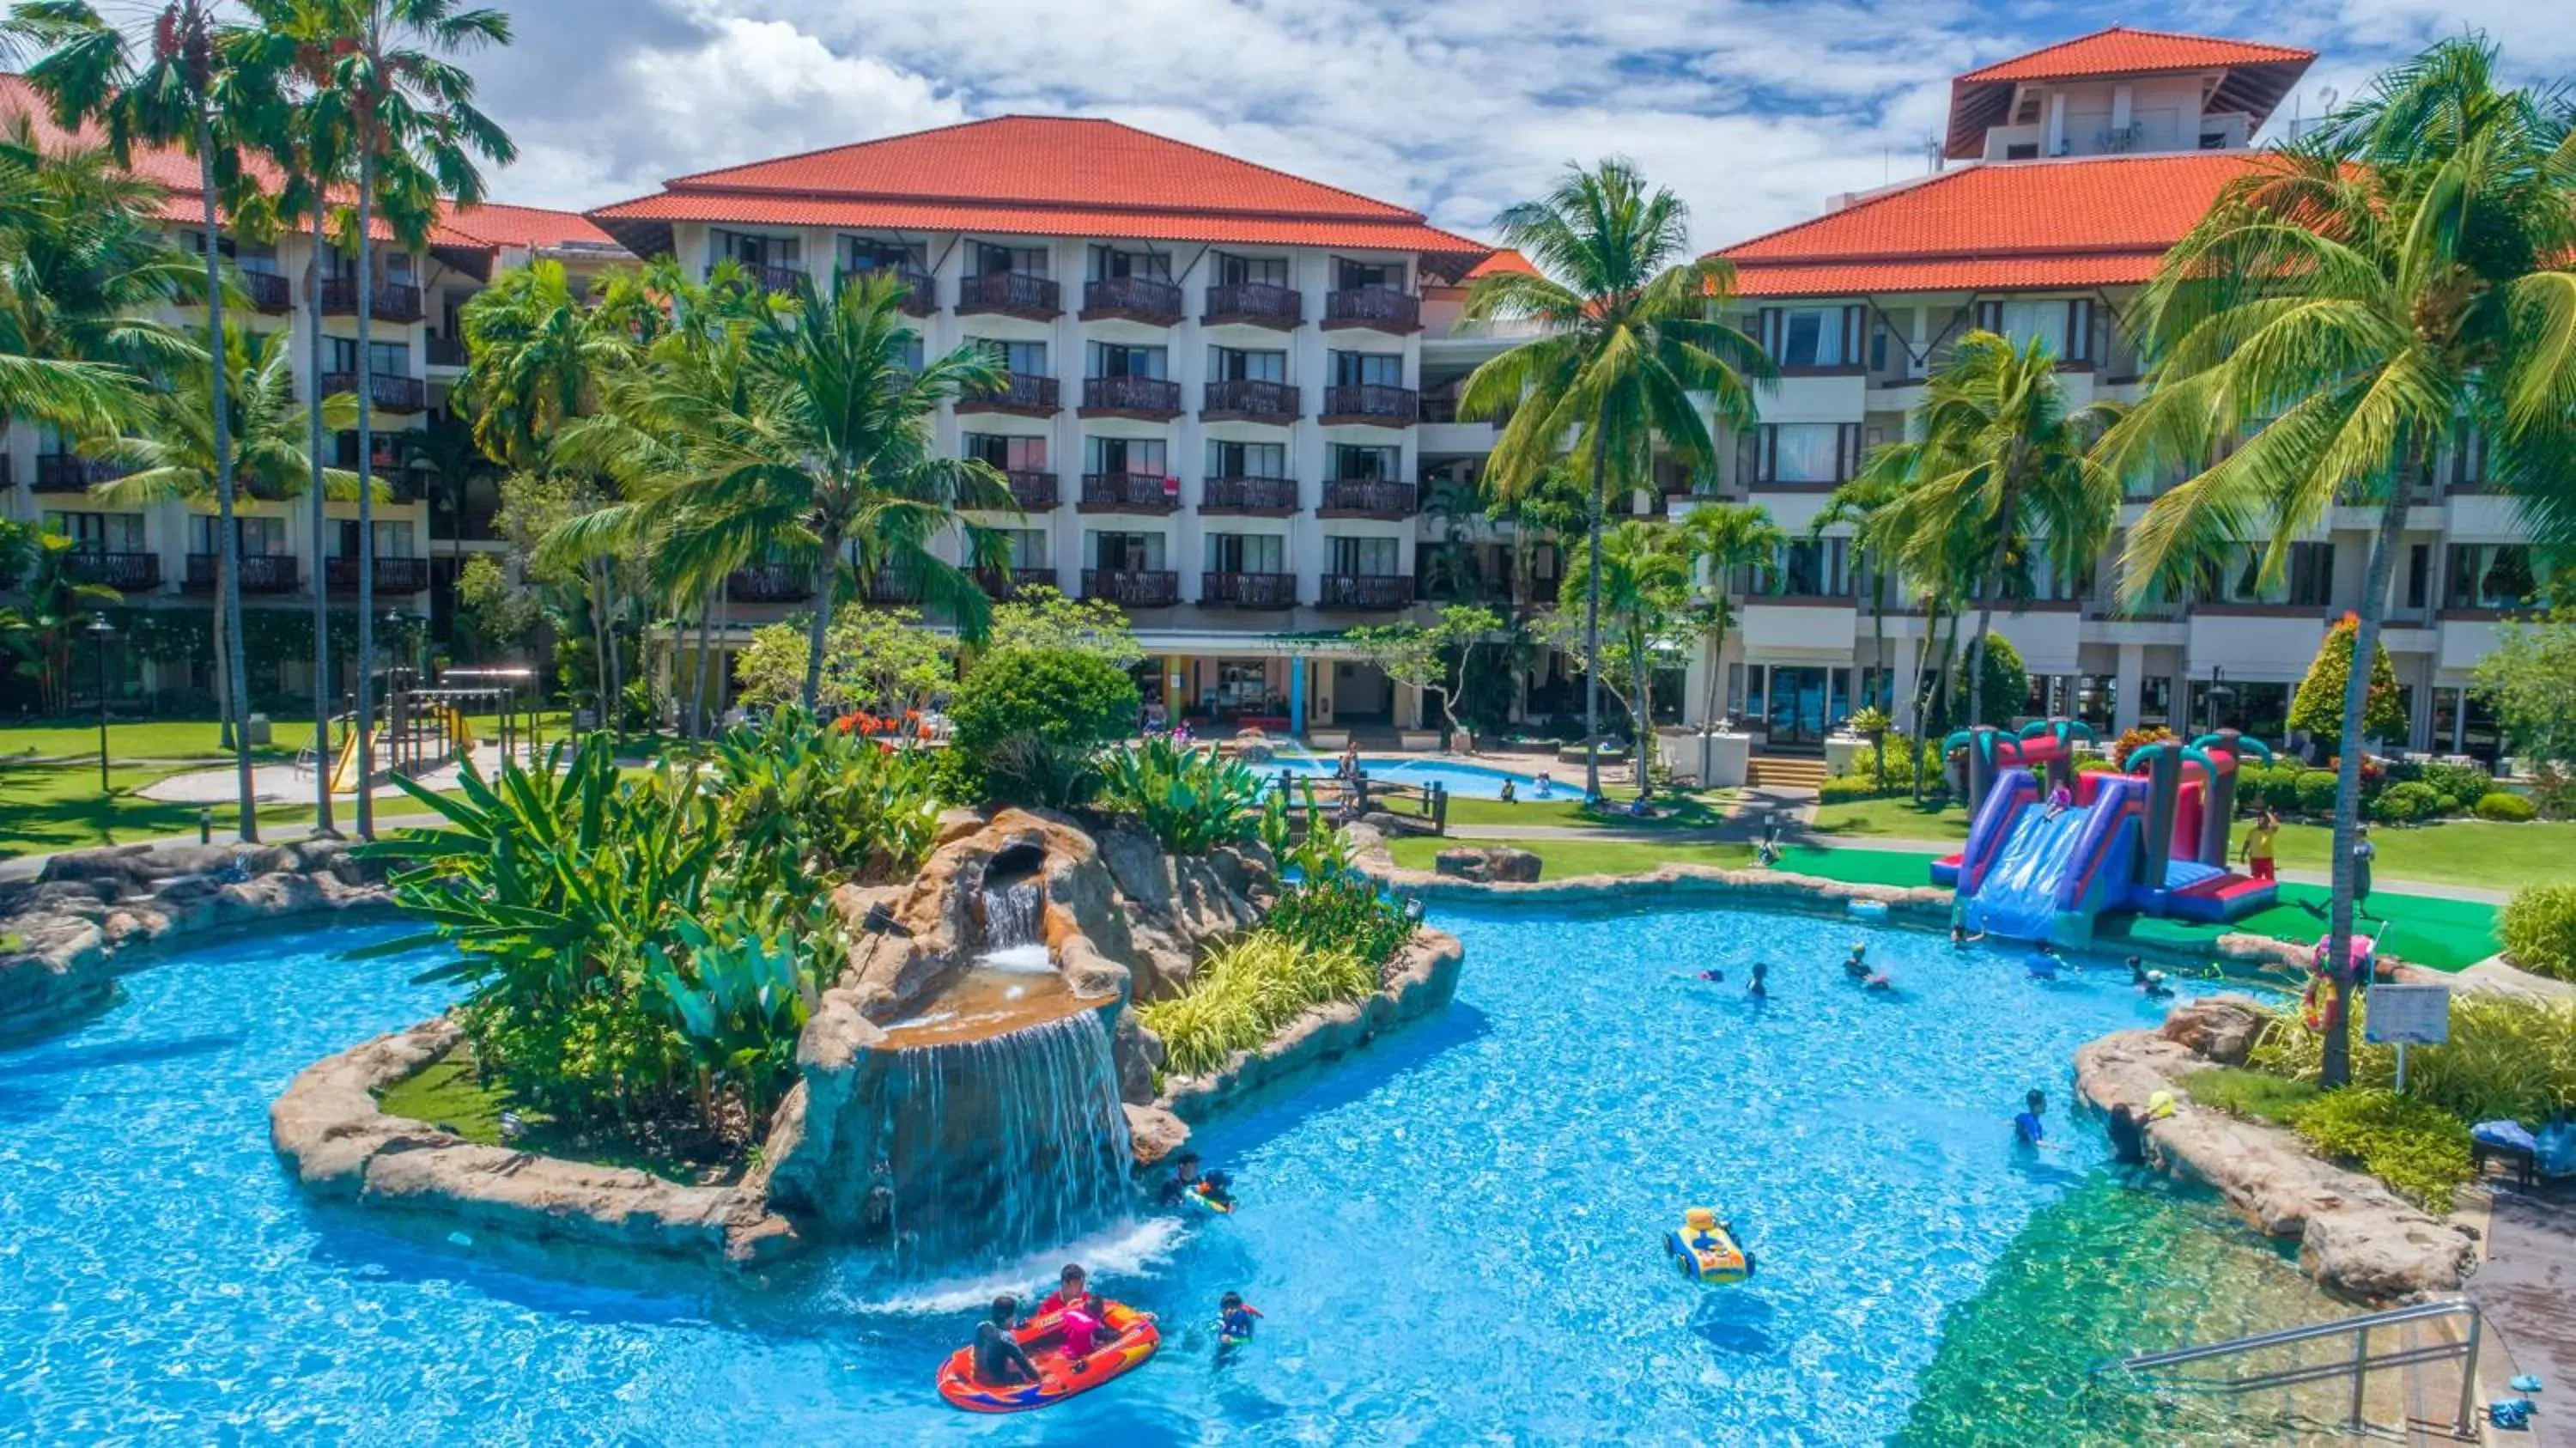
[{"x1": 2157, "y1": 995, "x2": 2273, "y2": 1067}]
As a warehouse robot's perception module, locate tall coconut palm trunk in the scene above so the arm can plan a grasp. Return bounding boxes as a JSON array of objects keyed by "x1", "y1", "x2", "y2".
[
  {"x1": 1581, "y1": 428, "x2": 1608, "y2": 803},
  {"x1": 352, "y1": 144, "x2": 380, "y2": 838},
  {"x1": 306, "y1": 206, "x2": 335, "y2": 836},
  {"x1": 1698, "y1": 601, "x2": 1734, "y2": 733},
  {"x1": 802, "y1": 532, "x2": 838, "y2": 709},
  {"x1": 197, "y1": 125, "x2": 255, "y2": 842},
  {"x1": 2320, "y1": 486, "x2": 2410, "y2": 1086},
  {"x1": 690, "y1": 596, "x2": 715, "y2": 740},
  {"x1": 1964, "y1": 487, "x2": 2020, "y2": 732}
]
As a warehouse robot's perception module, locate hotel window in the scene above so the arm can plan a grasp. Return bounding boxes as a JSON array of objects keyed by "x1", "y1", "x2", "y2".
[
  {"x1": 1207, "y1": 440, "x2": 1287, "y2": 478},
  {"x1": 192, "y1": 514, "x2": 288, "y2": 555},
  {"x1": 2445, "y1": 430, "x2": 2488, "y2": 491},
  {"x1": 2286, "y1": 543, "x2": 2336, "y2": 606},
  {"x1": 1086, "y1": 530, "x2": 1165, "y2": 571},
  {"x1": 1329, "y1": 535, "x2": 1400, "y2": 576},
  {"x1": 1087, "y1": 341, "x2": 1167, "y2": 379},
  {"x1": 1328, "y1": 444, "x2": 1400, "y2": 481},
  {"x1": 1756, "y1": 423, "x2": 1850, "y2": 484},
  {"x1": 42, "y1": 511, "x2": 143, "y2": 551},
  {"x1": 974, "y1": 338, "x2": 1048, "y2": 376},
  {"x1": 963, "y1": 433, "x2": 1047, "y2": 472},
  {"x1": 1744, "y1": 538, "x2": 1849, "y2": 596},
  {"x1": 998, "y1": 528, "x2": 1047, "y2": 568},
  {"x1": 2404, "y1": 545, "x2": 2431, "y2": 610},
  {"x1": 1330, "y1": 350, "x2": 1402, "y2": 386},
  {"x1": 1984, "y1": 299, "x2": 2069, "y2": 356},
  {"x1": 2445, "y1": 544, "x2": 2539, "y2": 609},
  {"x1": 1210, "y1": 346, "x2": 1285, "y2": 383},
  {"x1": 840, "y1": 237, "x2": 925, "y2": 273},
  {"x1": 331, "y1": 520, "x2": 415, "y2": 557},
  {"x1": 711, "y1": 229, "x2": 799, "y2": 271},
  {"x1": 1089, "y1": 245, "x2": 1171, "y2": 281},
  {"x1": 329, "y1": 338, "x2": 412, "y2": 376},
  {"x1": 1759, "y1": 306, "x2": 1858, "y2": 368},
  {"x1": 1215, "y1": 252, "x2": 1289, "y2": 288},
  {"x1": 1085, "y1": 435, "x2": 1167, "y2": 477},
  {"x1": 971, "y1": 242, "x2": 1048, "y2": 277},
  {"x1": 1206, "y1": 532, "x2": 1286, "y2": 573},
  {"x1": 1334, "y1": 258, "x2": 1400, "y2": 291}
]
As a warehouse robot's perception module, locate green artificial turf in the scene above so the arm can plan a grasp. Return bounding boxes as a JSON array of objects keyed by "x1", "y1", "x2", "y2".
[{"x1": 2104, "y1": 882, "x2": 2498, "y2": 973}]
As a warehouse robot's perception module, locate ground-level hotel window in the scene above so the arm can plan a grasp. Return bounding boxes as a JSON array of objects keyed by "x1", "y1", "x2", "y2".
[
  {"x1": 2428, "y1": 685, "x2": 2504, "y2": 765},
  {"x1": 2136, "y1": 676, "x2": 2174, "y2": 732},
  {"x1": 2188, "y1": 680, "x2": 2289, "y2": 745},
  {"x1": 1328, "y1": 535, "x2": 1399, "y2": 577},
  {"x1": 43, "y1": 510, "x2": 144, "y2": 553}
]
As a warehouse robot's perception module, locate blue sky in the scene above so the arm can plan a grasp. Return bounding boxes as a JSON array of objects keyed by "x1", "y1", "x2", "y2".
[{"x1": 475, "y1": 1, "x2": 2566, "y2": 253}]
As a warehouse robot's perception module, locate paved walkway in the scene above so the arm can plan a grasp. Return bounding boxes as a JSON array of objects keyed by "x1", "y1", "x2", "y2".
[{"x1": 2469, "y1": 1183, "x2": 2576, "y2": 1447}]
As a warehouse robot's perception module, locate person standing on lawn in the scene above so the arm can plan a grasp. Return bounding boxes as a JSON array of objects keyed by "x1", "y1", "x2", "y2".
[{"x1": 2240, "y1": 808, "x2": 2281, "y2": 882}]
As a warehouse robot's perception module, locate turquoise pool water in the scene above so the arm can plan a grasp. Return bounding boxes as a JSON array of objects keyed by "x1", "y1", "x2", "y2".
[
  {"x1": 0, "y1": 907, "x2": 2289, "y2": 1444},
  {"x1": 1264, "y1": 754, "x2": 1549, "y2": 800}
]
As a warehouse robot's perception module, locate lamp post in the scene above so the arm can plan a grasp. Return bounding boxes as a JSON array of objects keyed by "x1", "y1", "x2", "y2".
[
  {"x1": 2205, "y1": 664, "x2": 2233, "y2": 738},
  {"x1": 88, "y1": 615, "x2": 115, "y2": 793},
  {"x1": 383, "y1": 607, "x2": 407, "y2": 774}
]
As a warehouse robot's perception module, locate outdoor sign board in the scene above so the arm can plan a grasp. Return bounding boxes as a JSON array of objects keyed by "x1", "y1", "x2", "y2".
[{"x1": 2363, "y1": 984, "x2": 2451, "y2": 1045}]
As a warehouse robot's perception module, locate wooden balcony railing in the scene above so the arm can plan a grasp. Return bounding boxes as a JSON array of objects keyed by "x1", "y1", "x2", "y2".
[
  {"x1": 425, "y1": 332, "x2": 468, "y2": 368},
  {"x1": 325, "y1": 556, "x2": 429, "y2": 593},
  {"x1": 955, "y1": 371, "x2": 1060, "y2": 417},
  {"x1": 1079, "y1": 374, "x2": 1182, "y2": 419},
  {"x1": 1080, "y1": 275, "x2": 1184, "y2": 325},
  {"x1": 185, "y1": 552, "x2": 299, "y2": 593},
  {"x1": 1001, "y1": 469, "x2": 1059, "y2": 510},
  {"x1": 1078, "y1": 472, "x2": 1181, "y2": 513},
  {"x1": 1202, "y1": 570, "x2": 1298, "y2": 608},
  {"x1": 841, "y1": 265, "x2": 937, "y2": 315},
  {"x1": 33, "y1": 455, "x2": 126, "y2": 493},
  {"x1": 957, "y1": 271, "x2": 1061, "y2": 319},
  {"x1": 1321, "y1": 383, "x2": 1419, "y2": 427},
  {"x1": 1322, "y1": 287, "x2": 1421, "y2": 333},
  {"x1": 745, "y1": 263, "x2": 806, "y2": 295},
  {"x1": 64, "y1": 551, "x2": 159, "y2": 591},
  {"x1": 1203, "y1": 282, "x2": 1302, "y2": 329},
  {"x1": 240, "y1": 269, "x2": 292, "y2": 314},
  {"x1": 726, "y1": 563, "x2": 812, "y2": 604},
  {"x1": 1200, "y1": 476, "x2": 1299, "y2": 514},
  {"x1": 1082, "y1": 569, "x2": 1180, "y2": 606},
  {"x1": 861, "y1": 567, "x2": 921, "y2": 605},
  {"x1": 320, "y1": 278, "x2": 424, "y2": 322},
  {"x1": 1320, "y1": 573, "x2": 1413, "y2": 609},
  {"x1": 1201, "y1": 378, "x2": 1300, "y2": 423},
  {"x1": 1319, "y1": 479, "x2": 1418, "y2": 517},
  {"x1": 319, "y1": 372, "x2": 428, "y2": 413},
  {"x1": 977, "y1": 565, "x2": 1058, "y2": 599}
]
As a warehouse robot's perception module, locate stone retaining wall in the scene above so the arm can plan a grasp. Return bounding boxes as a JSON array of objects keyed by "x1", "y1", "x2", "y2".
[
  {"x1": 0, "y1": 840, "x2": 387, "y2": 1040},
  {"x1": 269, "y1": 1017, "x2": 800, "y2": 1266}
]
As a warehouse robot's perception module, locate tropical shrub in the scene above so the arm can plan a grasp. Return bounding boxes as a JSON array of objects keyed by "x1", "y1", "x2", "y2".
[
  {"x1": 2417, "y1": 760, "x2": 2492, "y2": 810},
  {"x1": 1819, "y1": 775, "x2": 1887, "y2": 804},
  {"x1": 2289, "y1": 1088, "x2": 2473, "y2": 1214},
  {"x1": 645, "y1": 892, "x2": 838, "y2": 1127},
  {"x1": 1098, "y1": 733, "x2": 1267, "y2": 853},
  {"x1": 2370, "y1": 781, "x2": 2442, "y2": 824},
  {"x1": 2255, "y1": 764, "x2": 2306, "y2": 814},
  {"x1": 2294, "y1": 770, "x2": 2341, "y2": 818},
  {"x1": 1953, "y1": 635, "x2": 2028, "y2": 728},
  {"x1": 2476, "y1": 791, "x2": 2537, "y2": 822},
  {"x1": 2180, "y1": 1066, "x2": 2320, "y2": 1125},
  {"x1": 1267, "y1": 823, "x2": 1414, "y2": 968},
  {"x1": 2109, "y1": 725, "x2": 2177, "y2": 770},
  {"x1": 2288, "y1": 613, "x2": 2406, "y2": 744},
  {"x1": 705, "y1": 707, "x2": 943, "y2": 896},
  {"x1": 2251, "y1": 992, "x2": 2576, "y2": 1123},
  {"x1": 1135, "y1": 929, "x2": 1376, "y2": 1078},
  {"x1": 2500, "y1": 885, "x2": 2576, "y2": 983},
  {"x1": 947, "y1": 646, "x2": 1139, "y2": 807}
]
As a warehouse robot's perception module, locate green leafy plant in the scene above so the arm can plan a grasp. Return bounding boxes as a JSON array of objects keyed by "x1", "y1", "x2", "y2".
[
  {"x1": 2501, "y1": 885, "x2": 2576, "y2": 983},
  {"x1": 2370, "y1": 781, "x2": 2442, "y2": 824},
  {"x1": 1097, "y1": 733, "x2": 1266, "y2": 853},
  {"x1": 1267, "y1": 823, "x2": 1414, "y2": 968},
  {"x1": 2476, "y1": 792, "x2": 2537, "y2": 822},
  {"x1": 947, "y1": 646, "x2": 1139, "y2": 807},
  {"x1": 704, "y1": 706, "x2": 943, "y2": 896},
  {"x1": 2251, "y1": 992, "x2": 2576, "y2": 1124},
  {"x1": 2289, "y1": 614, "x2": 2406, "y2": 744},
  {"x1": 2289, "y1": 1088, "x2": 2473, "y2": 1214},
  {"x1": 2180, "y1": 1066, "x2": 2320, "y2": 1125},
  {"x1": 1136, "y1": 930, "x2": 1376, "y2": 1078},
  {"x1": 645, "y1": 893, "x2": 836, "y2": 1127},
  {"x1": 2417, "y1": 761, "x2": 2492, "y2": 810},
  {"x1": 2294, "y1": 770, "x2": 2341, "y2": 818}
]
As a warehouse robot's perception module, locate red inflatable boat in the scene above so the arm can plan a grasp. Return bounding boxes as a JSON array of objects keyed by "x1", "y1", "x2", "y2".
[{"x1": 934, "y1": 1301, "x2": 1161, "y2": 1414}]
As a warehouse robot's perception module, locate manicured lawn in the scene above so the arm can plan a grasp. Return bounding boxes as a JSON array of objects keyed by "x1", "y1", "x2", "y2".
[
  {"x1": 1809, "y1": 795, "x2": 1971, "y2": 842},
  {"x1": 375, "y1": 1043, "x2": 735, "y2": 1185},
  {"x1": 0, "y1": 719, "x2": 293, "y2": 763},
  {"x1": 1387, "y1": 835, "x2": 1756, "y2": 878},
  {"x1": 0, "y1": 754, "x2": 476, "y2": 861},
  {"x1": 1440, "y1": 786, "x2": 1734, "y2": 832}
]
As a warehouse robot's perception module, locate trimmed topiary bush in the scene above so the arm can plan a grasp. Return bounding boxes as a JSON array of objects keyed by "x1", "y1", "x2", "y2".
[
  {"x1": 948, "y1": 647, "x2": 1141, "y2": 808},
  {"x1": 2293, "y1": 770, "x2": 2341, "y2": 818},
  {"x1": 2500, "y1": 885, "x2": 2576, "y2": 983},
  {"x1": 2290, "y1": 612, "x2": 2406, "y2": 744},
  {"x1": 2370, "y1": 781, "x2": 2441, "y2": 824},
  {"x1": 2476, "y1": 791, "x2": 2537, "y2": 822}
]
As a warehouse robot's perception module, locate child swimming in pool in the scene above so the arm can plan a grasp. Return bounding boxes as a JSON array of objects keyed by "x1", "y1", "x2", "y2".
[
  {"x1": 1216, "y1": 1291, "x2": 1263, "y2": 1347},
  {"x1": 1194, "y1": 1169, "x2": 1236, "y2": 1210},
  {"x1": 2026, "y1": 944, "x2": 2060, "y2": 980},
  {"x1": 2014, "y1": 1089, "x2": 2050, "y2": 1148},
  {"x1": 1951, "y1": 924, "x2": 1986, "y2": 949},
  {"x1": 1157, "y1": 1150, "x2": 1202, "y2": 1207},
  {"x1": 1747, "y1": 962, "x2": 1769, "y2": 999},
  {"x1": 1532, "y1": 772, "x2": 1556, "y2": 799}
]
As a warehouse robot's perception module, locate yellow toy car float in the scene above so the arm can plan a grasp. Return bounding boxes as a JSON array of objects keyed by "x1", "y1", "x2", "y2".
[{"x1": 1666, "y1": 1207, "x2": 1754, "y2": 1286}]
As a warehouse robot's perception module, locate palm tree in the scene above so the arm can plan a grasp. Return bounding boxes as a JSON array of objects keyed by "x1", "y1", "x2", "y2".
[
  {"x1": 1555, "y1": 516, "x2": 1693, "y2": 797},
  {"x1": 399, "y1": 409, "x2": 489, "y2": 647},
  {"x1": 562, "y1": 275, "x2": 1013, "y2": 709},
  {"x1": 2099, "y1": 37, "x2": 2576, "y2": 1086},
  {"x1": 302, "y1": 0, "x2": 511, "y2": 837},
  {"x1": 87, "y1": 324, "x2": 368, "y2": 719},
  {"x1": 0, "y1": 528, "x2": 119, "y2": 714},
  {"x1": 1814, "y1": 465, "x2": 1910, "y2": 730},
  {"x1": 11, "y1": 0, "x2": 286, "y2": 838},
  {"x1": 1460, "y1": 160, "x2": 1774, "y2": 802},
  {"x1": 1674, "y1": 499, "x2": 1783, "y2": 732},
  {"x1": 0, "y1": 115, "x2": 194, "y2": 410},
  {"x1": 1868, "y1": 331, "x2": 2116, "y2": 733}
]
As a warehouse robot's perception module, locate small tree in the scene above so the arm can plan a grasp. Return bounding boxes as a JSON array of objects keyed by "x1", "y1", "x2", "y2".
[
  {"x1": 983, "y1": 586, "x2": 1143, "y2": 669},
  {"x1": 948, "y1": 647, "x2": 1140, "y2": 808},
  {"x1": 1346, "y1": 605, "x2": 1504, "y2": 750},
  {"x1": 1951, "y1": 633, "x2": 2028, "y2": 727},
  {"x1": 2291, "y1": 613, "x2": 2404, "y2": 745},
  {"x1": 2475, "y1": 610, "x2": 2576, "y2": 776},
  {"x1": 733, "y1": 606, "x2": 951, "y2": 719}
]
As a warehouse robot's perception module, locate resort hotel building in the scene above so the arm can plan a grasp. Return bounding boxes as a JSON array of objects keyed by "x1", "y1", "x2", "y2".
[{"x1": 0, "y1": 27, "x2": 2542, "y2": 764}]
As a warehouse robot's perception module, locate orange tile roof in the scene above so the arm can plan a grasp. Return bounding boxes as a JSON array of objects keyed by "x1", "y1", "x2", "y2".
[
  {"x1": 1957, "y1": 26, "x2": 2314, "y2": 83},
  {"x1": 592, "y1": 115, "x2": 1492, "y2": 260},
  {"x1": 1714, "y1": 152, "x2": 2257, "y2": 298},
  {"x1": 441, "y1": 200, "x2": 627, "y2": 254},
  {"x1": 1465, "y1": 248, "x2": 1537, "y2": 278}
]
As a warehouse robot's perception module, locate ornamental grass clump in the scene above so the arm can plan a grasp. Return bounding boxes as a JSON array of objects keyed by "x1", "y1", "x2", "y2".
[
  {"x1": 2249, "y1": 992, "x2": 2576, "y2": 1127},
  {"x1": 1136, "y1": 930, "x2": 1376, "y2": 1079},
  {"x1": 2289, "y1": 1088, "x2": 2473, "y2": 1214}
]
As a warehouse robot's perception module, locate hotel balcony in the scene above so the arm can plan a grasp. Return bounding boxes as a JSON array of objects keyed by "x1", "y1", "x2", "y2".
[
  {"x1": 954, "y1": 371, "x2": 1060, "y2": 418},
  {"x1": 1203, "y1": 282, "x2": 1302, "y2": 330},
  {"x1": 1322, "y1": 288, "x2": 1421, "y2": 334},
  {"x1": 185, "y1": 552, "x2": 298, "y2": 593},
  {"x1": 1318, "y1": 479, "x2": 1418, "y2": 518},
  {"x1": 1083, "y1": 569, "x2": 1181, "y2": 607},
  {"x1": 957, "y1": 271, "x2": 1061, "y2": 320},
  {"x1": 726, "y1": 563, "x2": 813, "y2": 604},
  {"x1": 63, "y1": 551, "x2": 160, "y2": 591},
  {"x1": 325, "y1": 556, "x2": 430, "y2": 594},
  {"x1": 1079, "y1": 275, "x2": 1184, "y2": 325},
  {"x1": 1200, "y1": 476, "x2": 1299, "y2": 515},
  {"x1": 744, "y1": 263, "x2": 807, "y2": 295},
  {"x1": 841, "y1": 265, "x2": 937, "y2": 316},
  {"x1": 1319, "y1": 573, "x2": 1413, "y2": 610},
  {"x1": 1079, "y1": 374, "x2": 1183, "y2": 421},
  {"x1": 33, "y1": 455, "x2": 127, "y2": 494},
  {"x1": 1321, "y1": 384, "x2": 1418, "y2": 428},
  {"x1": 319, "y1": 373, "x2": 428, "y2": 414},
  {"x1": 977, "y1": 565, "x2": 1058, "y2": 599},
  {"x1": 425, "y1": 332, "x2": 468, "y2": 368},
  {"x1": 240, "y1": 269, "x2": 293, "y2": 314},
  {"x1": 1201, "y1": 570, "x2": 1298, "y2": 608},
  {"x1": 319, "y1": 278, "x2": 425, "y2": 324},
  {"x1": 1078, "y1": 472, "x2": 1180, "y2": 514},
  {"x1": 1201, "y1": 378, "x2": 1300, "y2": 425},
  {"x1": 860, "y1": 567, "x2": 922, "y2": 605},
  {"x1": 999, "y1": 469, "x2": 1060, "y2": 510}
]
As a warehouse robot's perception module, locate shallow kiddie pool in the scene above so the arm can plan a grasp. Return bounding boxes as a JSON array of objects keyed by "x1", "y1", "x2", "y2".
[
  {"x1": 1262, "y1": 753, "x2": 1552, "y2": 800},
  {"x1": 0, "y1": 905, "x2": 2321, "y2": 1443}
]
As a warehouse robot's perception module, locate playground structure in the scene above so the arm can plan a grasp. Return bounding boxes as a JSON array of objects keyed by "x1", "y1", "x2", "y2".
[
  {"x1": 321, "y1": 666, "x2": 544, "y2": 795},
  {"x1": 1930, "y1": 720, "x2": 2279, "y2": 944}
]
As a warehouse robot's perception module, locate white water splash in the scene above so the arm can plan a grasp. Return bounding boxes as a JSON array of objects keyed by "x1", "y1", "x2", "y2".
[{"x1": 849, "y1": 1216, "x2": 1187, "y2": 1317}]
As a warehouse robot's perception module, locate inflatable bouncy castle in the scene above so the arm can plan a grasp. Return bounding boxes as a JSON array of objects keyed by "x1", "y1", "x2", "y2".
[{"x1": 1929, "y1": 722, "x2": 2278, "y2": 945}]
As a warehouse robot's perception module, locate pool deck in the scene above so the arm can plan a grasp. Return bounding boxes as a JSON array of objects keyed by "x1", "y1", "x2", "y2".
[{"x1": 2469, "y1": 1181, "x2": 2576, "y2": 1447}]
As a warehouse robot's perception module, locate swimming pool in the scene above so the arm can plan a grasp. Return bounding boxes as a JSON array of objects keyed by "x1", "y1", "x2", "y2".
[
  {"x1": 0, "y1": 908, "x2": 2318, "y2": 1443},
  {"x1": 1262, "y1": 753, "x2": 1549, "y2": 800}
]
